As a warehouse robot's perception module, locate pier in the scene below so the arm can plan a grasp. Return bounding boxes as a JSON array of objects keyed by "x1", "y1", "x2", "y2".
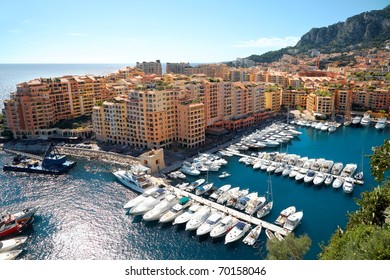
[{"x1": 152, "y1": 177, "x2": 288, "y2": 236}]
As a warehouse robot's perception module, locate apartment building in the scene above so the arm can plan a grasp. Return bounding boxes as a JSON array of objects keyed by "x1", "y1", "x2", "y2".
[
  {"x1": 166, "y1": 62, "x2": 190, "y2": 74},
  {"x1": 335, "y1": 90, "x2": 351, "y2": 114},
  {"x1": 136, "y1": 60, "x2": 162, "y2": 75},
  {"x1": 306, "y1": 91, "x2": 335, "y2": 116},
  {"x1": 265, "y1": 91, "x2": 282, "y2": 112},
  {"x1": 184, "y1": 64, "x2": 229, "y2": 80},
  {"x1": 3, "y1": 75, "x2": 108, "y2": 139},
  {"x1": 177, "y1": 99, "x2": 205, "y2": 148}
]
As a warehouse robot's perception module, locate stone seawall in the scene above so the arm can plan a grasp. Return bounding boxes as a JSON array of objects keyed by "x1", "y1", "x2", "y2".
[{"x1": 59, "y1": 147, "x2": 140, "y2": 167}]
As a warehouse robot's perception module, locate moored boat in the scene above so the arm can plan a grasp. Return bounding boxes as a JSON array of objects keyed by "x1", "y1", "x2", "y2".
[
  {"x1": 265, "y1": 229, "x2": 276, "y2": 241},
  {"x1": 0, "y1": 236, "x2": 28, "y2": 253},
  {"x1": 113, "y1": 167, "x2": 154, "y2": 193},
  {"x1": 210, "y1": 216, "x2": 238, "y2": 238},
  {"x1": 274, "y1": 206, "x2": 296, "y2": 226},
  {"x1": 142, "y1": 194, "x2": 178, "y2": 221},
  {"x1": 196, "y1": 212, "x2": 224, "y2": 236},
  {"x1": 172, "y1": 203, "x2": 202, "y2": 226},
  {"x1": 224, "y1": 221, "x2": 251, "y2": 244},
  {"x1": 0, "y1": 249, "x2": 23, "y2": 260},
  {"x1": 242, "y1": 224, "x2": 262, "y2": 246},
  {"x1": 159, "y1": 197, "x2": 192, "y2": 223},
  {"x1": 129, "y1": 188, "x2": 170, "y2": 215},
  {"x1": 283, "y1": 211, "x2": 303, "y2": 232},
  {"x1": 185, "y1": 206, "x2": 211, "y2": 231}
]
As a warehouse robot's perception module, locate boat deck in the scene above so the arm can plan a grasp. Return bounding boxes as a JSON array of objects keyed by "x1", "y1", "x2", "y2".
[{"x1": 152, "y1": 177, "x2": 288, "y2": 236}]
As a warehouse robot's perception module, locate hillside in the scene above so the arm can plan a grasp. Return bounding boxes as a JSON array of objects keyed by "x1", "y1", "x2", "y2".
[{"x1": 246, "y1": 5, "x2": 390, "y2": 63}]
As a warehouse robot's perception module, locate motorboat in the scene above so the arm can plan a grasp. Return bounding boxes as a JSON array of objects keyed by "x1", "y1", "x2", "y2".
[
  {"x1": 274, "y1": 232, "x2": 285, "y2": 241},
  {"x1": 175, "y1": 182, "x2": 189, "y2": 190},
  {"x1": 186, "y1": 178, "x2": 206, "y2": 192},
  {"x1": 354, "y1": 171, "x2": 363, "y2": 180},
  {"x1": 315, "y1": 122, "x2": 324, "y2": 130},
  {"x1": 159, "y1": 197, "x2": 192, "y2": 223},
  {"x1": 352, "y1": 115, "x2": 361, "y2": 125},
  {"x1": 218, "y1": 171, "x2": 231, "y2": 179},
  {"x1": 129, "y1": 188, "x2": 170, "y2": 215},
  {"x1": 283, "y1": 211, "x2": 303, "y2": 232},
  {"x1": 224, "y1": 221, "x2": 251, "y2": 244},
  {"x1": 274, "y1": 163, "x2": 287, "y2": 174},
  {"x1": 226, "y1": 188, "x2": 249, "y2": 207},
  {"x1": 209, "y1": 184, "x2": 231, "y2": 201},
  {"x1": 265, "y1": 229, "x2": 276, "y2": 241},
  {"x1": 340, "y1": 163, "x2": 357, "y2": 177},
  {"x1": 0, "y1": 236, "x2": 28, "y2": 253},
  {"x1": 234, "y1": 192, "x2": 258, "y2": 211},
  {"x1": 288, "y1": 166, "x2": 300, "y2": 178},
  {"x1": 324, "y1": 174, "x2": 334, "y2": 186},
  {"x1": 245, "y1": 195, "x2": 266, "y2": 215},
  {"x1": 332, "y1": 177, "x2": 344, "y2": 189},
  {"x1": 185, "y1": 206, "x2": 211, "y2": 231},
  {"x1": 274, "y1": 206, "x2": 296, "y2": 226},
  {"x1": 344, "y1": 119, "x2": 352, "y2": 126},
  {"x1": 172, "y1": 203, "x2": 202, "y2": 225},
  {"x1": 0, "y1": 217, "x2": 33, "y2": 239},
  {"x1": 123, "y1": 186, "x2": 159, "y2": 210},
  {"x1": 313, "y1": 172, "x2": 326, "y2": 186},
  {"x1": 320, "y1": 160, "x2": 334, "y2": 173},
  {"x1": 143, "y1": 194, "x2": 178, "y2": 221},
  {"x1": 0, "y1": 249, "x2": 23, "y2": 260},
  {"x1": 256, "y1": 201, "x2": 273, "y2": 218},
  {"x1": 112, "y1": 168, "x2": 154, "y2": 193},
  {"x1": 328, "y1": 123, "x2": 337, "y2": 132},
  {"x1": 342, "y1": 177, "x2": 355, "y2": 193},
  {"x1": 4, "y1": 206, "x2": 39, "y2": 224},
  {"x1": 320, "y1": 123, "x2": 329, "y2": 131},
  {"x1": 242, "y1": 224, "x2": 262, "y2": 246},
  {"x1": 195, "y1": 182, "x2": 214, "y2": 196},
  {"x1": 282, "y1": 166, "x2": 292, "y2": 176},
  {"x1": 210, "y1": 216, "x2": 238, "y2": 238},
  {"x1": 303, "y1": 170, "x2": 316, "y2": 184},
  {"x1": 217, "y1": 187, "x2": 240, "y2": 205},
  {"x1": 180, "y1": 161, "x2": 200, "y2": 176},
  {"x1": 360, "y1": 113, "x2": 371, "y2": 126},
  {"x1": 295, "y1": 168, "x2": 307, "y2": 181},
  {"x1": 330, "y1": 162, "x2": 343, "y2": 175},
  {"x1": 196, "y1": 212, "x2": 224, "y2": 236},
  {"x1": 375, "y1": 117, "x2": 387, "y2": 130}
]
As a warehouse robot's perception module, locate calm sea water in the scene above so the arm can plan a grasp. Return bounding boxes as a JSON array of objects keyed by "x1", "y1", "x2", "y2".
[
  {"x1": 0, "y1": 64, "x2": 388, "y2": 260},
  {"x1": 0, "y1": 125, "x2": 388, "y2": 260}
]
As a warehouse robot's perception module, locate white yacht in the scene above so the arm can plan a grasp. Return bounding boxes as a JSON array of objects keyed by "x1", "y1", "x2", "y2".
[
  {"x1": 209, "y1": 184, "x2": 231, "y2": 201},
  {"x1": 195, "y1": 182, "x2": 213, "y2": 196},
  {"x1": 313, "y1": 172, "x2": 326, "y2": 186},
  {"x1": 186, "y1": 178, "x2": 205, "y2": 192},
  {"x1": 295, "y1": 168, "x2": 307, "y2": 181},
  {"x1": 242, "y1": 224, "x2": 262, "y2": 246},
  {"x1": 283, "y1": 211, "x2": 303, "y2": 232},
  {"x1": 172, "y1": 203, "x2": 202, "y2": 225},
  {"x1": 234, "y1": 192, "x2": 258, "y2": 211},
  {"x1": 0, "y1": 236, "x2": 28, "y2": 253},
  {"x1": 275, "y1": 206, "x2": 296, "y2": 226},
  {"x1": 256, "y1": 201, "x2": 273, "y2": 218},
  {"x1": 375, "y1": 117, "x2": 387, "y2": 130},
  {"x1": 185, "y1": 206, "x2": 211, "y2": 231},
  {"x1": 303, "y1": 170, "x2": 316, "y2": 184},
  {"x1": 328, "y1": 123, "x2": 337, "y2": 132},
  {"x1": 0, "y1": 250, "x2": 23, "y2": 260},
  {"x1": 129, "y1": 188, "x2": 170, "y2": 215},
  {"x1": 210, "y1": 216, "x2": 238, "y2": 238},
  {"x1": 123, "y1": 186, "x2": 159, "y2": 211},
  {"x1": 352, "y1": 115, "x2": 361, "y2": 125},
  {"x1": 113, "y1": 168, "x2": 154, "y2": 193},
  {"x1": 218, "y1": 171, "x2": 231, "y2": 179},
  {"x1": 340, "y1": 163, "x2": 358, "y2": 177},
  {"x1": 196, "y1": 212, "x2": 224, "y2": 236},
  {"x1": 224, "y1": 221, "x2": 251, "y2": 244},
  {"x1": 324, "y1": 174, "x2": 334, "y2": 186},
  {"x1": 143, "y1": 194, "x2": 178, "y2": 221},
  {"x1": 360, "y1": 113, "x2": 371, "y2": 126},
  {"x1": 332, "y1": 177, "x2": 344, "y2": 189},
  {"x1": 180, "y1": 161, "x2": 200, "y2": 176},
  {"x1": 217, "y1": 187, "x2": 240, "y2": 205},
  {"x1": 265, "y1": 229, "x2": 276, "y2": 241},
  {"x1": 245, "y1": 195, "x2": 266, "y2": 215},
  {"x1": 159, "y1": 197, "x2": 192, "y2": 223},
  {"x1": 330, "y1": 162, "x2": 343, "y2": 175},
  {"x1": 342, "y1": 177, "x2": 355, "y2": 193}
]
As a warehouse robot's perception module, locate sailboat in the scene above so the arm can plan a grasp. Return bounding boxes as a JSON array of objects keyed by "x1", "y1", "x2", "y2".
[
  {"x1": 256, "y1": 174, "x2": 273, "y2": 219},
  {"x1": 354, "y1": 150, "x2": 364, "y2": 181}
]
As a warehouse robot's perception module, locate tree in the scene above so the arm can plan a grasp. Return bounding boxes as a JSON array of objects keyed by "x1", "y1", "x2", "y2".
[
  {"x1": 266, "y1": 233, "x2": 311, "y2": 260},
  {"x1": 369, "y1": 140, "x2": 390, "y2": 183}
]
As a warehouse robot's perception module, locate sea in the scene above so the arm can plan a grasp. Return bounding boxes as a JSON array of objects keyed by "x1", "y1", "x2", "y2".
[{"x1": 0, "y1": 64, "x2": 389, "y2": 260}]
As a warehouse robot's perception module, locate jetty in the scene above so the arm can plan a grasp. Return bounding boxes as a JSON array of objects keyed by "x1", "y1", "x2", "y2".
[{"x1": 152, "y1": 177, "x2": 288, "y2": 236}]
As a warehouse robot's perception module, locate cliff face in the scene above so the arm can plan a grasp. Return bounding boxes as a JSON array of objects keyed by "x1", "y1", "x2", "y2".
[{"x1": 295, "y1": 5, "x2": 390, "y2": 52}]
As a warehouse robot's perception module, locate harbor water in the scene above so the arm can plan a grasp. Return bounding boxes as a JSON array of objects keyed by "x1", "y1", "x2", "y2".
[{"x1": 0, "y1": 124, "x2": 388, "y2": 260}]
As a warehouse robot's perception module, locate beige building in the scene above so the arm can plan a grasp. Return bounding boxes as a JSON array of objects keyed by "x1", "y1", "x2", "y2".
[
  {"x1": 136, "y1": 60, "x2": 162, "y2": 75},
  {"x1": 306, "y1": 91, "x2": 335, "y2": 116},
  {"x1": 265, "y1": 91, "x2": 282, "y2": 112},
  {"x1": 139, "y1": 148, "x2": 165, "y2": 174}
]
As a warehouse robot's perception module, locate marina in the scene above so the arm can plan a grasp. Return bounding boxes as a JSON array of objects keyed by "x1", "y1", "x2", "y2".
[{"x1": 0, "y1": 123, "x2": 388, "y2": 260}]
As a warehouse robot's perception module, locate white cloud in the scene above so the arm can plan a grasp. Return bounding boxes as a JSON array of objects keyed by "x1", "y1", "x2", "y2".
[
  {"x1": 66, "y1": 32, "x2": 88, "y2": 37},
  {"x1": 234, "y1": 36, "x2": 300, "y2": 48}
]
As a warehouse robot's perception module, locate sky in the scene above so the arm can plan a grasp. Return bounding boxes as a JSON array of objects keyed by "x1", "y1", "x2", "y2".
[{"x1": 0, "y1": 0, "x2": 388, "y2": 64}]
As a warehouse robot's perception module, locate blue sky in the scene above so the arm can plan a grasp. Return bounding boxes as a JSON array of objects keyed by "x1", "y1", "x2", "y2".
[{"x1": 1, "y1": 0, "x2": 388, "y2": 64}]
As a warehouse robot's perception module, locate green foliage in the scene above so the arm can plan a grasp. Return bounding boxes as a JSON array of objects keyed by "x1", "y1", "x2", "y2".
[
  {"x1": 55, "y1": 115, "x2": 91, "y2": 130},
  {"x1": 313, "y1": 89, "x2": 331, "y2": 97},
  {"x1": 386, "y1": 73, "x2": 390, "y2": 80},
  {"x1": 0, "y1": 113, "x2": 3, "y2": 124},
  {"x1": 247, "y1": 47, "x2": 291, "y2": 63},
  {"x1": 319, "y1": 224, "x2": 390, "y2": 260},
  {"x1": 1, "y1": 129, "x2": 13, "y2": 138},
  {"x1": 296, "y1": 105, "x2": 303, "y2": 112},
  {"x1": 369, "y1": 140, "x2": 390, "y2": 183},
  {"x1": 266, "y1": 233, "x2": 312, "y2": 260}
]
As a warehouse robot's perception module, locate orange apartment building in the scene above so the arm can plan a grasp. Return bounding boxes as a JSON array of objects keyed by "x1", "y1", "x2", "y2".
[
  {"x1": 281, "y1": 90, "x2": 308, "y2": 109},
  {"x1": 3, "y1": 75, "x2": 109, "y2": 139},
  {"x1": 306, "y1": 91, "x2": 335, "y2": 116}
]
